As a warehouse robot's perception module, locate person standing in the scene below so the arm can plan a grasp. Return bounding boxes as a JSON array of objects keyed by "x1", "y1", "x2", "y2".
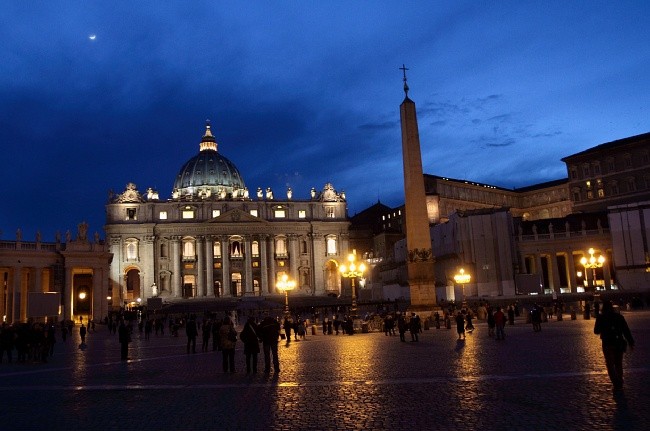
[
  {"x1": 283, "y1": 316, "x2": 293, "y2": 343},
  {"x1": 397, "y1": 313, "x2": 407, "y2": 342},
  {"x1": 186, "y1": 315, "x2": 198, "y2": 354},
  {"x1": 455, "y1": 311, "x2": 466, "y2": 340},
  {"x1": 201, "y1": 318, "x2": 212, "y2": 352},
  {"x1": 239, "y1": 316, "x2": 260, "y2": 374},
  {"x1": 494, "y1": 306, "x2": 506, "y2": 340},
  {"x1": 258, "y1": 315, "x2": 281, "y2": 373},
  {"x1": 79, "y1": 323, "x2": 87, "y2": 347},
  {"x1": 486, "y1": 307, "x2": 495, "y2": 337},
  {"x1": 409, "y1": 313, "x2": 421, "y2": 342},
  {"x1": 118, "y1": 320, "x2": 130, "y2": 360},
  {"x1": 594, "y1": 301, "x2": 635, "y2": 391},
  {"x1": 219, "y1": 316, "x2": 237, "y2": 373}
]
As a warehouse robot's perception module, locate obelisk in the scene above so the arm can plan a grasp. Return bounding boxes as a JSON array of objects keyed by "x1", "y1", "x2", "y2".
[{"x1": 399, "y1": 65, "x2": 437, "y2": 308}]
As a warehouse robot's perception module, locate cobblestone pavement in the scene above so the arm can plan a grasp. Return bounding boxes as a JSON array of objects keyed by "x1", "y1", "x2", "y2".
[{"x1": 1, "y1": 311, "x2": 649, "y2": 430}]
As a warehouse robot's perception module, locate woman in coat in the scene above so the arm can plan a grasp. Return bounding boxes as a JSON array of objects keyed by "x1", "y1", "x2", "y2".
[
  {"x1": 239, "y1": 316, "x2": 260, "y2": 374},
  {"x1": 218, "y1": 315, "x2": 237, "y2": 373}
]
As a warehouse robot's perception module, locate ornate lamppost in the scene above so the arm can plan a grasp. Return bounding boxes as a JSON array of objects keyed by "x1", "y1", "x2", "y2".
[
  {"x1": 276, "y1": 273, "x2": 296, "y2": 315},
  {"x1": 580, "y1": 248, "x2": 605, "y2": 290},
  {"x1": 339, "y1": 249, "x2": 366, "y2": 317},
  {"x1": 453, "y1": 268, "x2": 471, "y2": 309}
]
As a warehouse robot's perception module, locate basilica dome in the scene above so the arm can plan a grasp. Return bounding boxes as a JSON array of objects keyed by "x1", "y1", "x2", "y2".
[{"x1": 172, "y1": 122, "x2": 248, "y2": 200}]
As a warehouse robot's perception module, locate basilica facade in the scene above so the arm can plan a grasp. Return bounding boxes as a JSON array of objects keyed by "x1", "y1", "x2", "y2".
[{"x1": 104, "y1": 123, "x2": 350, "y2": 310}]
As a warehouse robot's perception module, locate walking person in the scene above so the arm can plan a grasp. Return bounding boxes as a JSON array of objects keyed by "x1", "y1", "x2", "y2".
[
  {"x1": 409, "y1": 313, "x2": 421, "y2": 342},
  {"x1": 258, "y1": 315, "x2": 281, "y2": 373},
  {"x1": 486, "y1": 306, "x2": 495, "y2": 337},
  {"x1": 594, "y1": 300, "x2": 635, "y2": 392},
  {"x1": 201, "y1": 318, "x2": 212, "y2": 352},
  {"x1": 186, "y1": 315, "x2": 198, "y2": 354},
  {"x1": 219, "y1": 316, "x2": 237, "y2": 373},
  {"x1": 465, "y1": 311, "x2": 475, "y2": 334},
  {"x1": 239, "y1": 316, "x2": 260, "y2": 374}
]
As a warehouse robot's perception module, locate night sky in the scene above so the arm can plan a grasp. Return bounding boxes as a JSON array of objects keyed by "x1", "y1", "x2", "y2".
[{"x1": 1, "y1": 2, "x2": 648, "y2": 241}]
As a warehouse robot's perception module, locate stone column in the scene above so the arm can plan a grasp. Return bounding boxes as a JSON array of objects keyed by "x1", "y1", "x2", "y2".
[
  {"x1": 311, "y1": 234, "x2": 326, "y2": 295},
  {"x1": 535, "y1": 254, "x2": 544, "y2": 291},
  {"x1": 244, "y1": 236, "x2": 253, "y2": 295},
  {"x1": 33, "y1": 267, "x2": 42, "y2": 292},
  {"x1": 171, "y1": 236, "x2": 182, "y2": 298},
  {"x1": 64, "y1": 266, "x2": 74, "y2": 321},
  {"x1": 568, "y1": 252, "x2": 579, "y2": 293},
  {"x1": 268, "y1": 236, "x2": 276, "y2": 293},
  {"x1": 196, "y1": 236, "x2": 205, "y2": 297},
  {"x1": 603, "y1": 260, "x2": 612, "y2": 290},
  {"x1": 206, "y1": 236, "x2": 214, "y2": 297},
  {"x1": 221, "y1": 237, "x2": 231, "y2": 297},
  {"x1": 259, "y1": 235, "x2": 269, "y2": 294},
  {"x1": 550, "y1": 252, "x2": 562, "y2": 293},
  {"x1": 92, "y1": 268, "x2": 102, "y2": 322},
  {"x1": 288, "y1": 234, "x2": 299, "y2": 284}
]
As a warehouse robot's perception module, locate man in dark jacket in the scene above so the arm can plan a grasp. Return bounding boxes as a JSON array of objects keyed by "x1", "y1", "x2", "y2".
[
  {"x1": 258, "y1": 316, "x2": 281, "y2": 373},
  {"x1": 594, "y1": 300, "x2": 635, "y2": 391}
]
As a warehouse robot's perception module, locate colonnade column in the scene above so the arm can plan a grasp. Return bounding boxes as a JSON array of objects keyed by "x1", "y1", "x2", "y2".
[
  {"x1": 171, "y1": 236, "x2": 182, "y2": 298},
  {"x1": 243, "y1": 237, "x2": 253, "y2": 295},
  {"x1": 33, "y1": 267, "x2": 42, "y2": 292},
  {"x1": 6, "y1": 267, "x2": 18, "y2": 323},
  {"x1": 92, "y1": 268, "x2": 102, "y2": 321},
  {"x1": 535, "y1": 255, "x2": 544, "y2": 290},
  {"x1": 206, "y1": 236, "x2": 214, "y2": 297},
  {"x1": 221, "y1": 237, "x2": 231, "y2": 297},
  {"x1": 259, "y1": 235, "x2": 268, "y2": 294},
  {"x1": 267, "y1": 236, "x2": 276, "y2": 293},
  {"x1": 568, "y1": 253, "x2": 579, "y2": 293},
  {"x1": 288, "y1": 234, "x2": 299, "y2": 286},
  {"x1": 550, "y1": 252, "x2": 562, "y2": 294},
  {"x1": 196, "y1": 236, "x2": 205, "y2": 297},
  {"x1": 603, "y1": 259, "x2": 612, "y2": 290},
  {"x1": 64, "y1": 267, "x2": 74, "y2": 321}
]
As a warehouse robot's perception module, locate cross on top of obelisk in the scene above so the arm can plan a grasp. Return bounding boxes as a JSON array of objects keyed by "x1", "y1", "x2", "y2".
[{"x1": 399, "y1": 64, "x2": 409, "y2": 97}]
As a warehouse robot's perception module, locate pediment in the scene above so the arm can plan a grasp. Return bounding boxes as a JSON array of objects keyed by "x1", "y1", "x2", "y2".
[{"x1": 208, "y1": 208, "x2": 269, "y2": 224}]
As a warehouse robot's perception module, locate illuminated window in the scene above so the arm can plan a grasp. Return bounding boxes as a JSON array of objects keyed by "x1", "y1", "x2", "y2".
[
  {"x1": 182, "y1": 239, "x2": 195, "y2": 260},
  {"x1": 275, "y1": 238, "x2": 287, "y2": 257},
  {"x1": 182, "y1": 209, "x2": 194, "y2": 219},
  {"x1": 250, "y1": 209, "x2": 258, "y2": 217},
  {"x1": 159, "y1": 211, "x2": 167, "y2": 220},
  {"x1": 597, "y1": 189, "x2": 605, "y2": 198},
  {"x1": 274, "y1": 209, "x2": 286, "y2": 218},
  {"x1": 213, "y1": 242, "x2": 221, "y2": 258},
  {"x1": 125, "y1": 240, "x2": 138, "y2": 261},
  {"x1": 326, "y1": 207, "x2": 335, "y2": 218},
  {"x1": 587, "y1": 191, "x2": 593, "y2": 199},
  {"x1": 252, "y1": 261, "x2": 259, "y2": 268},
  {"x1": 212, "y1": 209, "x2": 221, "y2": 218},
  {"x1": 231, "y1": 240, "x2": 242, "y2": 257},
  {"x1": 585, "y1": 181, "x2": 592, "y2": 189},
  {"x1": 326, "y1": 236, "x2": 337, "y2": 255},
  {"x1": 298, "y1": 210, "x2": 306, "y2": 219},
  {"x1": 252, "y1": 241, "x2": 259, "y2": 257}
]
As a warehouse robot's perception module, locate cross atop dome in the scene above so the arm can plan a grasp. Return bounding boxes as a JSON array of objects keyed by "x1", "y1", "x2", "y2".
[{"x1": 199, "y1": 120, "x2": 218, "y2": 152}]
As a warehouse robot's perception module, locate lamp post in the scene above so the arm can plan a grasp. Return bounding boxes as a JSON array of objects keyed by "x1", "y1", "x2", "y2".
[
  {"x1": 276, "y1": 273, "x2": 296, "y2": 315},
  {"x1": 580, "y1": 248, "x2": 605, "y2": 290},
  {"x1": 339, "y1": 249, "x2": 366, "y2": 317},
  {"x1": 453, "y1": 268, "x2": 471, "y2": 309}
]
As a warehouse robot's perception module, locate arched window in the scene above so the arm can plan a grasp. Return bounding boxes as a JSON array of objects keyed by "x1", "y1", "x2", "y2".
[
  {"x1": 182, "y1": 238, "x2": 195, "y2": 260},
  {"x1": 326, "y1": 236, "x2": 337, "y2": 255},
  {"x1": 125, "y1": 239, "x2": 138, "y2": 261},
  {"x1": 275, "y1": 237, "x2": 287, "y2": 257},
  {"x1": 252, "y1": 241, "x2": 260, "y2": 257},
  {"x1": 231, "y1": 240, "x2": 242, "y2": 257},
  {"x1": 160, "y1": 242, "x2": 168, "y2": 258}
]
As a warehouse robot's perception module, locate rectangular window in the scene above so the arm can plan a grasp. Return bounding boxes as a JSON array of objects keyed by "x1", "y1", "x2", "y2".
[
  {"x1": 298, "y1": 210, "x2": 306, "y2": 219},
  {"x1": 212, "y1": 209, "x2": 221, "y2": 218},
  {"x1": 587, "y1": 191, "x2": 593, "y2": 199},
  {"x1": 582, "y1": 166, "x2": 590, "y2": 177},
  {"x1": 182, "y1": 210, "x2": 194, "y2": 219},
  {"x1": 250, "y1": 209, "x2": 258, "y2": 217},
  {"x1": 608, "y1": 160, "x2": 615, "y2": 172},
  {"x1": 326, "y1": 207, "x2": 335, "y2": 218},
  {"x1": 252, "y1": 261, "x2": 259, "y2": 268},
  {"x1": 274, "y1": 209, "x2": 286, "y2": 218},
  {"x1": 159, "y1": 211, "x2": 167, "y2": 220},
  {"x1": 213, "y1": 243, "x2": 221, "y2": 258},
  {"x1": 597, "y1": 189, "x2": 605, "y2": 198},
  {"x1": 593, "y1": 164, "x2": 601, "y2": 175},
  {"x1": 126, "y1": 208, "x2": 137, "y2": 220}
]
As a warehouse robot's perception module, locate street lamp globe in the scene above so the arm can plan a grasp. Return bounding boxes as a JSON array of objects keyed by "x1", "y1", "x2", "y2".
[
  {"x1": 453, "y1": 268, "x2": 471, "y2": 308},
  {"x1": 276, "y1": 273, "x2": 296, "y2": 315},
  {"x1": 339, "y1": 249, "x2": 366, "y2": 317}
]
